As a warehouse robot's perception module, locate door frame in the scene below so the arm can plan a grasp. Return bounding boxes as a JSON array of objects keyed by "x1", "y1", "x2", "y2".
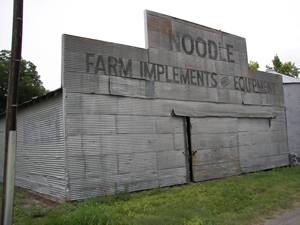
[{"x1": 171, "y1": 110, "x2": 194, "y2": 182}]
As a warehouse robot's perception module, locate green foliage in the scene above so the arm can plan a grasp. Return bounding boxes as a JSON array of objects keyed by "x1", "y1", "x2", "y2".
[
  {"x1": 267, "y1": 55, "x2": 299, "y2": 77},
  {"x1": 29, "y1": 207, "x2": 49, "y2": 218},
  {"x1": 6, "y1": 167, "x2": 300, "y2": 225},
  {"x1": 249, "y1": 61, "x2": 259, "y2": 71},
  {"x1": 272, "y1": 55, "x2": 282, "y2": 70},
  {"x1": 0, "y1": 50, "x2": 47, "y2": 113}
]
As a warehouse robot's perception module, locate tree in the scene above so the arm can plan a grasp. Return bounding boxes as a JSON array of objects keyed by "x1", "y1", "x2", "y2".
[
  {"x1": 249, "y1": 61, "x2": 259, "y2": 71},
  {"x1": 267, "y1": 55, "x2": 299, "y2": 77},
  {"x1": 0, "y1": 50, "x2": 47, "y2": 113}
]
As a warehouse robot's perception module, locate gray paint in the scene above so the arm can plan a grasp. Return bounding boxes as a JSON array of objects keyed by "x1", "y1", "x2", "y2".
[
  {"x1": 0, "y1": 119, "x2": 5, "y2": 181},
  {"x1": 0, "y1": 94, "x2": 65, "y2": 200},
  {"x1": 284, "y1": 83, "x2": 300, "y2": 156},
  {"x1": 0, "y1": 10, "x2": 290, "y2": 201},
  {"x1": 61, "y1": 10, "x2": 288, "y2": 200},
  {"x1": 63, "y1": 93, "x2": 188, "y2": 199}
]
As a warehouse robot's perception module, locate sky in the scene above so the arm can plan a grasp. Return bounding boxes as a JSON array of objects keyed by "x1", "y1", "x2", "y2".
[{"x1": 1, "y1": 0, "x2": 300, "y2": 91}]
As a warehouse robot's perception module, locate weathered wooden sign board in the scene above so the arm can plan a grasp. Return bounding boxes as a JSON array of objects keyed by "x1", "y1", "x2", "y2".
[{"x1": 60, "y1": 11, "x2": 288, "y2": 200}]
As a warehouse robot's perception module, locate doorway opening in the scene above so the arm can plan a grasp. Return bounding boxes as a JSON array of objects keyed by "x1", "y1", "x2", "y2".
[{"x1": 171, "y1": 109, "x2": 194, "y2": 182}]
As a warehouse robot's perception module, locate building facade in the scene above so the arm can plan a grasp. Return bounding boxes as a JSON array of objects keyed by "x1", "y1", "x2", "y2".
[
  {"x1": 282, "y1": 75, "x2": 300, "y2": 159},
  {"x1": 0, "y1": 11, "x2": 290, "y2": 201}
]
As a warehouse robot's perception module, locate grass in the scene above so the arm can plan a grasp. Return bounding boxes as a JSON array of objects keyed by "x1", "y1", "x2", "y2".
[{"x1": 2, "y1": 166, "x2": 300, "y2": 225}]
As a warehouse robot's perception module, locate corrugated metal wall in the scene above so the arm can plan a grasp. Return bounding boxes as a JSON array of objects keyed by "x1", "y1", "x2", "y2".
[
  {"x1": 59, "y1": 11, "x2": 289, "y2": 200},
  {"x1": 0, "y1": 11, "x2": 291, "y2": 202},
  {"x1": 284, "y1": 84, "x2": 300, "y2": 157},
  {"x1": 191, "y1": 115, "x2": 288, "y2": 182},
  {"x1": 0, "y1": 94, "x2": 66, "y2": 200},
  {"x1": 62, "y1": 31, "x2": 289, "y2": 200},
  {"x1": 0, "y1": 119, "x2": 5, "y2": 181},
  {"x1": 64, "y1": 93, "x2": 187, "y2": 200},
  {"x1": 63, "y1": 92, "x2": 289, "y2": 200}
]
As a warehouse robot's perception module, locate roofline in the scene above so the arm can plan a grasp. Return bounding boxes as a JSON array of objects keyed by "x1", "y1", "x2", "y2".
[
  {"x1": 145, "y1": 10, "x2": 247, "y2": 40},
  {"x1": 0, "y1": 88, "x2": 62, "y2": 119},
  {"x1": 283, "y1": 82, "x2": 300, "y2": 85}
]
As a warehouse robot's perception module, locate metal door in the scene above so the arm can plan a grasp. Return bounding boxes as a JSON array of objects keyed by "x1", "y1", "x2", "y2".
[{"x1": 190, "y1": 117, "x2": 241, "y2": 182}]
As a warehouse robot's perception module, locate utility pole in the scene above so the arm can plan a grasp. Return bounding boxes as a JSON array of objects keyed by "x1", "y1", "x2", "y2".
[{"x1": 1, "y1": 0, "x2": 23, "y2": 225}]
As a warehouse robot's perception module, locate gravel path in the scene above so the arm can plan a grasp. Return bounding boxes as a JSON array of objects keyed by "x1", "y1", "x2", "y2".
[{"x1": 262, "y1": 207, "x2": 300, "y2": 225}]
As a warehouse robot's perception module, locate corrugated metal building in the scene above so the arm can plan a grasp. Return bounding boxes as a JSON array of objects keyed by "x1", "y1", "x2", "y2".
[
  {"x1": 0, "y1": 11, "x2": 291, "y2": 201},
  {"x1": 282, "y1": 75, "x2": 300, "y2": 158},
  {"x1": 0, "y1": 90, "x2": 65, "y2": 200}
]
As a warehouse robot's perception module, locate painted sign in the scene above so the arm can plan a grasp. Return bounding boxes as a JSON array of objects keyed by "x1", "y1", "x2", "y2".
[
  {"x1": 60, "y1": 10, "x2": 288, "y2": 200},
  {"x1": 63, "y1": 11, "x2": 283, "y2": 105}
]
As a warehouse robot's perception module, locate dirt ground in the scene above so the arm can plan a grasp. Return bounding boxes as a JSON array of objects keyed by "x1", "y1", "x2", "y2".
[{"x1": 262, "y1": 206, "x2": 300, "y2": 225}]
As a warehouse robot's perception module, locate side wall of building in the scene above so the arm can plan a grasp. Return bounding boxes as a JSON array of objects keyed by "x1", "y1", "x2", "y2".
[
  {"x1": 284, "y1": 84, "x2": 300, "y2": 156},
  {"x1": 64, "y1": 93, "x2": 187, "y2": 200},
  {"x1": 62, "y1": 36, "x2": 190, "y2": 200},
  {"x1": 0, "y1": 94, "x2": 66, "y2": 200},
  {"x1": 0, "y1": 119, "x2": 5, "y2": 181},
  {"x1": 62, "y1": 33, "x2": 289, "y2": 200}
]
